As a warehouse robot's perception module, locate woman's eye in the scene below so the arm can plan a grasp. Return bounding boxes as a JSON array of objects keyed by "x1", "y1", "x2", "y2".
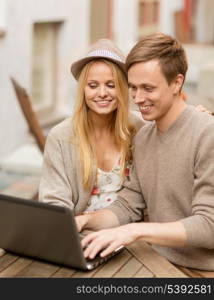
[
  {"x1": 107, "y1": 83, "x2": 115, "y2": 88},
  {"x1": 88, "y1": 84, "x2": 97, "y2": 89}
]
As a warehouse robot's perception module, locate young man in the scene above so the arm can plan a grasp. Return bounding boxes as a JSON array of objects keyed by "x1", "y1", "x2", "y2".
[{"x1": 76, "y1": 33, "x2": 214, "y2": 270}]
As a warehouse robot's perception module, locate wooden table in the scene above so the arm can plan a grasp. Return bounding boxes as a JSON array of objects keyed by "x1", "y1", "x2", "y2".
[{"x1": 0, "y1": 242, "x2": 213, "y2": 278}]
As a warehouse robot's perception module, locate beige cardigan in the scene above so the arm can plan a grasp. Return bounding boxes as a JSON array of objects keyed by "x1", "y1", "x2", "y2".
[{"x1": 39, "y1": 111, "x2": 144, "y2": 214}]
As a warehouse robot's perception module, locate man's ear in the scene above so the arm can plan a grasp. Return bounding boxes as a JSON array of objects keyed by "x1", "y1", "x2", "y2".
[{"x1": 173, "y1": 74, "x2": 184, "y2": 94}]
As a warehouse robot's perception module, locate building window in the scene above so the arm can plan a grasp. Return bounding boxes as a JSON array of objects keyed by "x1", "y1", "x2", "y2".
[
  {"x1": 90, "y1": 0, "x2": 113, "y2": 43},
  {"x1": 174, "y1": 0, "x2": 198, "y2": 43},
  {"x1": 31, "y1": 22, "x2": 61, "y2": 113},
  {"x1": 174, "y1": 0, "x2": 214, "y2": 44},
  {"x1": 0, "y1": 0, "x2": 6, "y2": 37},
  {"x1": 138, "y1": 0, "x2": 159, "y2": 38}
]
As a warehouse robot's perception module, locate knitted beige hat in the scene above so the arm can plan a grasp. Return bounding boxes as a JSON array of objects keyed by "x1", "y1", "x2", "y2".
[{"x1": 70, "y1": 39, "x2": 126, "y2": 80}]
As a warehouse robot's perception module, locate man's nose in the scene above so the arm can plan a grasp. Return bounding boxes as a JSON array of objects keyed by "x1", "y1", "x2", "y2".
[{"x1": 133, "y1": 89, "x2": 145, "y2": 105}]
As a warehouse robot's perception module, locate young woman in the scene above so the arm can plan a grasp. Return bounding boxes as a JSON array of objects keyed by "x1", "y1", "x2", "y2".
[{"x1": 39, "y1": 39, "x2": 143, "y2": 214}]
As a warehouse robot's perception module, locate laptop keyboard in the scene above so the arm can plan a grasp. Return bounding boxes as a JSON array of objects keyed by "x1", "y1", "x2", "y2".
[
  {"x1": 86, "y1": 250, "x2": 119, "y2": 268},
  {"x1": 86, "y1": 246, "x2": 125, "y2": 270},
  {"x1": 79, "y1": 232, "x2": 124, "y2": 270}
]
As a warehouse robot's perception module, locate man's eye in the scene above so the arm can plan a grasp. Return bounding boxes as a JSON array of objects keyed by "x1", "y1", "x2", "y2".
[{"x1": 145, "y1": 87, "x2": 154, "y2": 92}]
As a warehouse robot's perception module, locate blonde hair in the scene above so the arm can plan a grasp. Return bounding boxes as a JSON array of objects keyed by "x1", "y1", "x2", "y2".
[{"x1": 72, "y1": 59, "x2": 135, "y2": 189}]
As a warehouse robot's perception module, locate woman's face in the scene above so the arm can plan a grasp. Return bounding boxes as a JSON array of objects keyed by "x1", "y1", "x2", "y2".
[{"x1": 84, "y1": 61, "x2": 118, "y2": 116}]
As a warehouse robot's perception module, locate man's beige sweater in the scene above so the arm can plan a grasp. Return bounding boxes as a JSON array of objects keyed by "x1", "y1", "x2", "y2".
[{"x1": 108, "y1": 105, "x2": 214, "y2": 271}]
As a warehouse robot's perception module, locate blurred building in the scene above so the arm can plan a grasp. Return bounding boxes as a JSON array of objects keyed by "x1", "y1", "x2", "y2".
[
  {"x1": 0, "y1": 0, "x2": 214, "y2": 163},
  {"x1": 0, "y1": 0, "x2": 91, "y2": 160}
]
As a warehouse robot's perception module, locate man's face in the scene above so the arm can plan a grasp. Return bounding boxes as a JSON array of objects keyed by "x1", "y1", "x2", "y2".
[{"x1": 128, "y1": 60, "x2": 182, "y2": 127}]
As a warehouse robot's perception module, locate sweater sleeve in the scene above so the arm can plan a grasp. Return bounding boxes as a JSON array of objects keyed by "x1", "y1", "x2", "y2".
[
  {"x1": 181, "y1": 123, "x2": 214, "y2": 249},
  {"x1": 107, "y1": 160, "x2": 145, "y2": 225},
  {"x1": 39, "y1": 131, "x2": 74, "y2": 209}
]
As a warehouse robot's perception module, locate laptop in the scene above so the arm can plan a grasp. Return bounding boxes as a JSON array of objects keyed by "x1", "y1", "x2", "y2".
[{"x1": 0, "y1": 194, "x2": 124, "y2": 271}]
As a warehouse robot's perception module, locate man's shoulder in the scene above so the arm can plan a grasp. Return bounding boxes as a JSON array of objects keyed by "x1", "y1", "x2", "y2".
[
  {"x1": 190, "y1": 106, "x2": 214, "y2": 132},
  {"x1": 133, "y1": 121, "x2": 155, "y2": 148},
  {"x1": 135, "y1": 121, "x2": 155, "y2": 138},
  {"x1": 181, "y1": 106, "x2": 214, "y2": 148}
]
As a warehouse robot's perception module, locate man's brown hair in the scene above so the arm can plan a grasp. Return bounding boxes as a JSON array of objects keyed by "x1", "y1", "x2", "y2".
[{"x1": 126, "y1": 32, "x2": 188, "y2": 85}]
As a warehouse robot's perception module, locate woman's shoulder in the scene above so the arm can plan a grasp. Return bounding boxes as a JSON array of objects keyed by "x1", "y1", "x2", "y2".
[
  {"x1": 48, "y1": 117, "x2": 74, "y2": 141},
  {"x1": 129, "y1": 110, "x2": 145, "y2": 131}
]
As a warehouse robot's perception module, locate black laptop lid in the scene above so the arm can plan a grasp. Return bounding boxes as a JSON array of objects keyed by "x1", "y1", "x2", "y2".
[{"x1": 0, "y1": 194, "x2": 87, "y2": 269}]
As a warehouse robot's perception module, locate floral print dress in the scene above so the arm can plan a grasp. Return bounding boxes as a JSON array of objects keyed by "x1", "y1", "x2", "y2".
[{"x1": 85, "y1": 164, "x2": 124, "y2": 212}]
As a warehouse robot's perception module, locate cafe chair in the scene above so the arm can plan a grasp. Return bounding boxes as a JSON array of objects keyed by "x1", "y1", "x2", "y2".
[
  {"x1": 10, "y1": 76, "x2": 46, "y2": 200},
  {"x1": 10, "y1": 77, "x2": 46, "y2": 153}
]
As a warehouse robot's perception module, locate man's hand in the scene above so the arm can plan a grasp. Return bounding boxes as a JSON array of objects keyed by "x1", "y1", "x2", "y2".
[
  {"x1": 81, "y1": 223, "x2": 139, "y2": 259},
  {"x1": 81, "y1": 220, "x2": 187, "y2": 259}
]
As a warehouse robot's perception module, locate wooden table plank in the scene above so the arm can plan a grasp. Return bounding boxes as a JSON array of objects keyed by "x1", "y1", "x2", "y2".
[
  {"x1": 1, "y1": 243, "x2": 212, "y2": 278},
  {"x1": 0, "y1": 257, "x2": 33, "y2": 277},
  {"x1": 113, "y1": 257, "x2": 142, "y2": 278},
  {"x1": 72, "y1": 264, "x2": 104, "y2": 278},
  {"x1": 92, "y1": 249, "x2": 132, "y2": 278},
  {"x1": 176, "y1": 265, "x2": 214, "y2": 278},
  {"x1": 127, "y1": 242, "x2": 188, "y2": 278},
  {"x1": 175, "y1": 265, "x2": 202, "y2": 278},
  {"x1": 0, "y1": 253, "x2": 19, "y2": 273},
  {"x1": 0, "y1": 249, "x2": 5, "y2": 257},
  {"x1": 15, "y1": 261, "x2": 60, "y2": 277},
  {"x1": 51, "y1": 266, "x2": 77, "y2": 278},
  {"x1": 195, "y1": 270, "x2": 214, "y2": 278},
  {"x1": 134, "y1": 266, "x2": 155, "y2": 278}
]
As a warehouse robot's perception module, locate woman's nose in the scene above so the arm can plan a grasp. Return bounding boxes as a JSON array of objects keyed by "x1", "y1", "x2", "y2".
[{"x1": 98, "y1": 85, "x2": 108, "y2": 97}]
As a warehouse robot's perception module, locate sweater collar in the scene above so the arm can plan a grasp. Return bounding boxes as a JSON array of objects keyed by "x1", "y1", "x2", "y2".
[{"x1": 155, "y1": 105, "x2": 195, "y2": 141}]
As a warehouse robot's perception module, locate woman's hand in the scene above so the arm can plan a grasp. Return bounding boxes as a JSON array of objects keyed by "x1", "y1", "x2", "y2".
[
  {"x1": 195, "y1": 104, "x2": 212, "y2": 114},
  {"x1": 75, "y1": 209, "x2": 120, "y2": 232},
  {"x1": 75, "y1": 214, "x2": 90, "y2": 232}
]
